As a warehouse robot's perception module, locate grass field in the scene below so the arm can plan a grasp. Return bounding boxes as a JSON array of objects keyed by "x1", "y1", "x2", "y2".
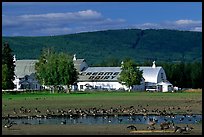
[{"x1": 2, "y1": 91, "x2": 202, "y2": 135}]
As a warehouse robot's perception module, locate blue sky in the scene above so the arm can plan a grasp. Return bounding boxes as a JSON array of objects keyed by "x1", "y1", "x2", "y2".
[{"x1": 2, "y1": 2, "x2": 202, "y2": 36}]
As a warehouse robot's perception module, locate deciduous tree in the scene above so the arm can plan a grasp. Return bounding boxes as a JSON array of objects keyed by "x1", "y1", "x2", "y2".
[
  {"x1": 118, "y1": 59, "x2": 143, "y2": 92},
  {"x1": 35, "y1": 48, "x2": 78, "y2": 93}
]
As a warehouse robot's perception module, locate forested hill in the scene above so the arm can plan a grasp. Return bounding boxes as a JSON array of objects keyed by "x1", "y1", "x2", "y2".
[{"x1": 2, "y1": 29, "x2": 202, "y2": 65}]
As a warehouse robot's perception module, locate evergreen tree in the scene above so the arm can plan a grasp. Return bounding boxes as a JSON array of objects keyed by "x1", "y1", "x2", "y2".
[
  {"x1": 118, "y1": 59, "x2": 143, "y2": 92},
  {"x1": 2, "y1": 42, "x2": 15, "y2": 89}
]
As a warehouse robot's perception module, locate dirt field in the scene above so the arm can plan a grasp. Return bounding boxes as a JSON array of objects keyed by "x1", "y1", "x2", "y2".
[{"x1": 2, "y1": 123, "x2": 202, "y2": 135}]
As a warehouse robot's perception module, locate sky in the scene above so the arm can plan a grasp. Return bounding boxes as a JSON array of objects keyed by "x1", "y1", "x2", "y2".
[{"x1": 2, "y1": 2, "x2": 202, "y2": 36}]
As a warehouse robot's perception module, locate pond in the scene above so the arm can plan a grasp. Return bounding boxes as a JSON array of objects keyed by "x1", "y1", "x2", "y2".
[{"x1": 2, "y1": 114, "x2": 202, "y2": 125}]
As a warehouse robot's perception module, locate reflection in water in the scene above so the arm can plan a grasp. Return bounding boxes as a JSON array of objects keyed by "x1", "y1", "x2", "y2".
[{"x1": 2, "y1": 115, "x2": 202, "y2": 125}]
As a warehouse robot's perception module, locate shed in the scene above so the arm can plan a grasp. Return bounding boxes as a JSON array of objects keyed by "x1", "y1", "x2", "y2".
[{"x1": 157, "y1": 81, "x2": 173, "y2": 92}]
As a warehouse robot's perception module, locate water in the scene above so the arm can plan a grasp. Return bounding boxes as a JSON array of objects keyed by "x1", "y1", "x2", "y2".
[{"x1": 2, "y1": 114, "x2": 202, "y2": 125}]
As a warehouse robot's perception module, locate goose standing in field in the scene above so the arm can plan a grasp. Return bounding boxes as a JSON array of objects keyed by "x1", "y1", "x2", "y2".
[
  {"x1": 4, "y1": 121, "x2": 16, "y2": 129},
  {"x1": 35, "y1": 108, "x2": 41, "y2": 113},
  {"x1": 127, "y1": 125, "x2": 137, "y2": 130},
  {"x1": 160, "y1": 121, "x2": 171, "y2": 130},
  {"x1": 46, "y1": 108, "x2": 51, "y2": 113},
  {"x1": 147, "y1": 118, "x2": 156, "y2": 130},
  {"x1": 4, "y1": 122, "x2": 13, "y2": 128},
  {"x1": 13, "y1": 108, "x2": 17, "y2": 115},
  {"x1": 174, "y1": 125, "x2": 193, "y2": 133}
]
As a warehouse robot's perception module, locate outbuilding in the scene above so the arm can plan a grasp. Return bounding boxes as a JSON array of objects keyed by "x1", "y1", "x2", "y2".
[{"x1": 157, "y1": 81, "x2": 173, "y2": 92}]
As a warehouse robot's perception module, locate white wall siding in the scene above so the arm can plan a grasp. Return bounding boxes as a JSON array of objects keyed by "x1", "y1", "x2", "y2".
[
  {"x1": 77, "y1": 81, "x2": 145, "y2": 91},
  {"x1": 157, "y1": 68, "x2": 167, "y2": 83}
]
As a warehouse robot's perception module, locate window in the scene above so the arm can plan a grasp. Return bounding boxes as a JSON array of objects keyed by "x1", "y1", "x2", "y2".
[
  {"x1": 92, "y1": 72, "x2": 98, "y2": 75},
  {"x1": 80, "y1": 85, "x2": 83, "y2": 89},
  {"x1": 89, "y1": 76, "x2": 95, "y2": 79},
  {"x1": 86, "y1": 72, "x2": 92, "y2": 75},
  {"x1": 113, "y1": 72, "x2": 119, "y2": 75},
  {"x1": 161, "y1": 73, "x2": 164, "y2": 80},
  {"x1": 98, "y1": 72, "x2": 104, "y2": 75},
  {"x1": 95, "y1": 76, "x2": 100, "y2": 79}
]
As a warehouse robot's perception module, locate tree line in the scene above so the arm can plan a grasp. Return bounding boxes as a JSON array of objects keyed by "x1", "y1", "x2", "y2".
[{"x1": 161, "y1": 61, "x2": 202, "y2": 89}]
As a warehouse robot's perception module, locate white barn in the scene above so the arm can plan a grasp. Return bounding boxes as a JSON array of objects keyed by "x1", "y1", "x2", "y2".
[
  {"x1": 13, "y1": 54, "x2": 173, "y2": 92},
  {"x1": 75, "y1": 66, "x2": 145, "y2": 91},
  {"x1": 13, "y1": 58, "x2": 42, "y2": 91},
  {"x1": 73, "y1": 55, "x2": 173, "y2": 92}
]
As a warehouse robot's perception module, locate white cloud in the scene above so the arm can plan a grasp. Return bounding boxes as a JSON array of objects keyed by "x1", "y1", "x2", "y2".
[
  {"x1": 175, "y1": 19, "x2": 201, "y2": 25},
  {"x1": 190, "y1": 27, "x2": 202, "y2": 32},
  {"x1": 3, "y1": 10, "x2": 202, "y2": 36},
  {"x1": 20, "y1": 9, "x2": 102, "y2": 22},
  {"x1": 133, "y1": 19, "x2": 202, "y2": 32},
  {"x1": 2, "y1": 9, "x2": 127, "y2": 36}
]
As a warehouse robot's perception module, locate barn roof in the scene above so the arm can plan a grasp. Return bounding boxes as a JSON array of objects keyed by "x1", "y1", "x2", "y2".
[
  {"x1": 15, "y1": 60, "x2": 38, "y2": 78},
  {"x1": 78, "y1": 66, "x2": 162, "y2": 82},
  {"x1": 14, "y1": 59, "x2": 164, "y2": 84},
  {"x1": 139, "y1": 66, "x2": 163, "y2": 83},
  {"x1": 73, "y1": 59, "x2": 86, "y2": 71},
  {"x1": 78, "y1": 67, "x2": 121, "y2": 82},
  {"x1": 157, "y1": 80, "x2": 172, "y2": 86},
  {"x1": 84, "y1": 67, "x2": 121, "y2": 72}
]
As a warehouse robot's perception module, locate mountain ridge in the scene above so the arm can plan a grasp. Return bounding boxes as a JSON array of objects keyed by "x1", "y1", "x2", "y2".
[{"x1": 2, "y1": 29, "x2": 202, "y2": 65}]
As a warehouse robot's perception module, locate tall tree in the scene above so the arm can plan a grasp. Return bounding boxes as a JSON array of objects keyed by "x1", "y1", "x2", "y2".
[
  {"x1": 35, "y1": 48, "x2": 78, "y2": 93},
  {"x1": 2, "y1": 42, "x2": 15, "y2": 89},
  {"x1": 118, "y1": 59, "x2": 143, "y2": 92}
]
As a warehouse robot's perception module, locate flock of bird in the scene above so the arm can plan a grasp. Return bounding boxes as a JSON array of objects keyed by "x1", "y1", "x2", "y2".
[
  {"x1": 127, "y1": 120, "x2": 194, "y2": 134},
  {"x1": 3, "y1": 105, "x2": 198, "y2": 134},
  {"x1": 5, "y1": 104, "x2": 195, "y2": 119}
]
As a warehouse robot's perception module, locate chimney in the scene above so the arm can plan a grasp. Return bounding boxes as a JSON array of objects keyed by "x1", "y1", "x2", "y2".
[
  {"x1": 13, "y1": 55, "x2": 16, "y2": 62},
  {"x1": 121, "y1": 61, "x2": 124, "y2": 68},
  {"x1": 73, "y1": 54, "x2": 77, "y2": 61},
  {"x1": 152, "y1": 61, "x2": 156, "y2": 68}
]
